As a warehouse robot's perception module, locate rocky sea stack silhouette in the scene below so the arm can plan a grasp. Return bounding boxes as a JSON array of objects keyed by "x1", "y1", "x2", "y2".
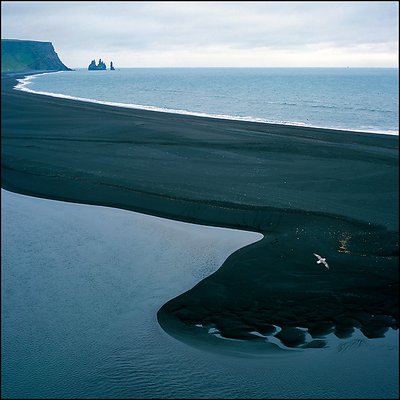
[{"x1": 88, "y1": 59, "x2": 106, "y2": 70}]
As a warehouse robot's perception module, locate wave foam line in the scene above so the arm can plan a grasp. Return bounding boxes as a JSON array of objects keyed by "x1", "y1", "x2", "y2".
[{"x1": 14, "y1": 72, "x2": 399, "y2": 137}]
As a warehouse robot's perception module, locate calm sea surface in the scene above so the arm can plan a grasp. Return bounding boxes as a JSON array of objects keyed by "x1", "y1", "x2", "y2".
[{"x1": 20, "y1": 68, "x2": 398, "y2": 135}]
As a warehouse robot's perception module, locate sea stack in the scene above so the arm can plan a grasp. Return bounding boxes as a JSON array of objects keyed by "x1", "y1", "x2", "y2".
[
  {"x1": 88, "y1": 59, "x2": 106, "y2": 70},
  {"x1": 110, "y1": 61, "x2": 115, "y2": 70}
]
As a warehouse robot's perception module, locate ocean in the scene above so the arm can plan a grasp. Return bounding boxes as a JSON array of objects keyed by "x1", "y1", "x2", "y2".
[{"x1": 17, "y1": 67, "x2": 399, "y2": 135}]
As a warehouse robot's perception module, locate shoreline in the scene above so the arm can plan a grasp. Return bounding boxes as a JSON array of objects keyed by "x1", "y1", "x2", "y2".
[
  {"x1": 11, "y1": 70, "x2": 399, "y2": 137},
  {"x1": 1, "y1": 71, "x2": 398, "y2": 351},
  {"x1": 2, "y1": 72, "x2": 398, "y2": 230},
  {"x1": 3, "y1": 189, "x2": 397, "y2": 399}
]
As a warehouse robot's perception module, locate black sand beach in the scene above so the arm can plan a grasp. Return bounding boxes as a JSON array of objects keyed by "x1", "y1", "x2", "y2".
[{"x1": 1, "y1": 74, "x2": 398, "y2": 349}]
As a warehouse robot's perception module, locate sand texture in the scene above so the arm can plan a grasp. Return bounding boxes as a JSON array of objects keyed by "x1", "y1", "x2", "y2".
[{"x1": 1, "y1": 74, "x2": 398, "y2": 350}]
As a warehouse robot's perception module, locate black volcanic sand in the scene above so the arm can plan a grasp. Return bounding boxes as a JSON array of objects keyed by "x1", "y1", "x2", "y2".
[{"x1": 2, "y1": 74, "x2": 398, "y2": 351}]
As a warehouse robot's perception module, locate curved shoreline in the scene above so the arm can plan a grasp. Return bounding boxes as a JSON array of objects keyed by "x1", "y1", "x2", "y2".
[
  {"x1": 1, "y1": 189, "x2": 266, "y2": 398},
  {"x1": 2, "y1": 71, "x2": 398, "y2": 351},
  {"x1": 2, "y1": 72, "x2": 398, "y2": 231},
  {"x1": 13, "y1": 70, "x2": 399, "y2": 137},
  {"x1": 3, "y1": 189, "x2": 398, "y2": 399}
]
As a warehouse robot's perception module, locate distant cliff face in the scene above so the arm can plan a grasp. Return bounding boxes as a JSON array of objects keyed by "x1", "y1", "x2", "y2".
[{"x1": 1, "y1": 39, "x2": 71, "y2": 73}]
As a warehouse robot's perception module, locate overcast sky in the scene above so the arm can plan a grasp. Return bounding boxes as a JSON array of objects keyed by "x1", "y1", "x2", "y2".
[{"x1": 1, "y1": 1, "x2": 398, "y2": 67}]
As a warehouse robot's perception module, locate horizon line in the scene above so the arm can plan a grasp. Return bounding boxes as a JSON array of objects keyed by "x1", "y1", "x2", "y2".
[{"x1": 67, "y1": 66, "x2": 399, "y2": 69}]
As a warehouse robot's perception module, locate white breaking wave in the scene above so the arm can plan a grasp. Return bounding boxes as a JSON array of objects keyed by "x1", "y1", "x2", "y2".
[{"x1": 14, "y1": 72, "x2": 399, "y2": 136}]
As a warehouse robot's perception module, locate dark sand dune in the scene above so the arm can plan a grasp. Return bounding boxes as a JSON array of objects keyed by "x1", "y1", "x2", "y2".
[{"x1": 2, "y1": 74, "x2": 398, "y2": 350}]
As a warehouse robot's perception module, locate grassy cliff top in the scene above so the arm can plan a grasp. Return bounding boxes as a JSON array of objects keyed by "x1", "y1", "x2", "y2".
[{"x1": 1, "y1": 39, "x2": 70, "y2": 73}]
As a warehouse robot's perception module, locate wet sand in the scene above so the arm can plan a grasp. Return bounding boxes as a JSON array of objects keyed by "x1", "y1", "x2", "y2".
[{"x1": 1, "y1": 73, "x2": 398, "y2": 350}]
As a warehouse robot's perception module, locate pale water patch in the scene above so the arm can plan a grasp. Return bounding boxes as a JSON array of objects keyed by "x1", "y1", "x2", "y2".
[{"x1": 1, "y1": 190, "x2": 398, "y2": 399}]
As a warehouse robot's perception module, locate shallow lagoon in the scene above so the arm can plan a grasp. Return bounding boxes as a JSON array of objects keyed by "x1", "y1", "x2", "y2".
[{"x1": 1, "y1": 190, "x2": 398, "y2": 398}]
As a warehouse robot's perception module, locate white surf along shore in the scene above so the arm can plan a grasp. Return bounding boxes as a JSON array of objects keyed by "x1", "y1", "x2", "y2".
[
  {"x1": 2, "y1": 189, "x2": 398, "y2": 399},
  {"x1": 14, "y1": 72, "x2": 399, "y2": 136}
]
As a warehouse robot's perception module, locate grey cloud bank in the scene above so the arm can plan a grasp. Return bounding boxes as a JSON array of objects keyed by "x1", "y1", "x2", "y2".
[{"x1": 1, "y1": 1, "x2": 398, "y2": 67}]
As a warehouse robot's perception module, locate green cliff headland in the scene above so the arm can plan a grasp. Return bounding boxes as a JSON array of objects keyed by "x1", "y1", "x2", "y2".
[{"x1": 1, "y1": 39, "x2": 71, "y2": 73}]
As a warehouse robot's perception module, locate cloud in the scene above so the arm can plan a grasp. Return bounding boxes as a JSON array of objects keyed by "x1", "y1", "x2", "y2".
[{"x1": 1, "y1": 1, "x2": 398, "y2": 66}]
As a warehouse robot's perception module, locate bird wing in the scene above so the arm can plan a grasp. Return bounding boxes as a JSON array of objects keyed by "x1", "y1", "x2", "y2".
[
  {"x1": 313, "y1": 253, "x2": 322, "y2": 260},
  {"x1": 322, "y1": 260, "x2": 329, "y2": 269}
]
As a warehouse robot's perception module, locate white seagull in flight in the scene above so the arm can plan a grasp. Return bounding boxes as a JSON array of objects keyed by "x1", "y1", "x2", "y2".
[{"x1": 313, "y1": 253, "x2": 329, "y2": 269}]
